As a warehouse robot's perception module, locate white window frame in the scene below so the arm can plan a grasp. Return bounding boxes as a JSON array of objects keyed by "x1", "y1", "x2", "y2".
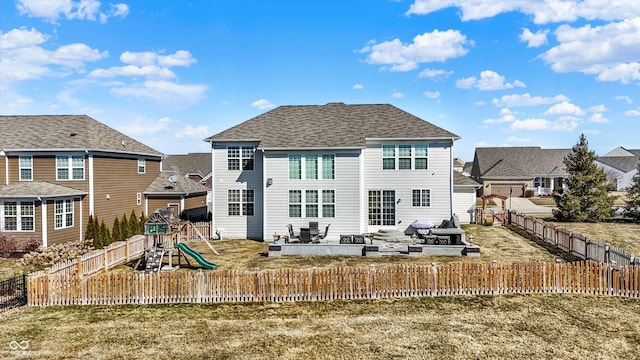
[
  {"x1": 19, "y1": 155, "x2": 33, "y2": 181},
  {"x1": 227, "y1": 146, "x2": 255, "y2": 171},
  {"x1": 54, "y1": 198, "x2": 74, "y2": 230},
  {"x1": 136, "y1": 192, "x2": 142, "y2": 206},
  {"x1": 412, "y1": 189, "x2": 431, "y2": 207},
  {"x1": 137, "y1": 158, "x2": 146, "y2": 174},
  {"x1": 0, "y1": 200, "x2": 35, "y2": 232},
  {"x1": 288, "y1": 189, "x2": 335, "y2": 218},
  {"x1": 289, "y1": 154, "x2": 335, "y2": 180},
  {"x1": 368, "y1": 190, "x2": 395, "y2": 226},
  {"x1": 382, "y1": 145, "x2": 429, "y2": 170},
  {"x1": 56, "y1": 155, "x2": 85, "y2": 180},
  {"x1": 227, "y1": 189, "x2": 254, "y2": 216}
]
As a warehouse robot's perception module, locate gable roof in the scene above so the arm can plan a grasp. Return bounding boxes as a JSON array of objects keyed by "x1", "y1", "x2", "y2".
[
  {"x1": 453, "y1": 171, "x2": 481, "y2": 187},
  {"x1": 0, "y1": 115, "x2": 163, "y2": 157},
  {"x1": 473, "y1": 147, "x2": 570, "y2": 179},
  {"x1": 597, "y1": 156, "x2": 640, "y2": 173},
  {"x1": 205, "y1": 103, "x2": 459, "y2": 149},
  {"x1": 162, "y1": 153, "x2": 211, "y2": 177},
  {"x1": 144, "y1": 171, "x2": 209, "y2": 195}
]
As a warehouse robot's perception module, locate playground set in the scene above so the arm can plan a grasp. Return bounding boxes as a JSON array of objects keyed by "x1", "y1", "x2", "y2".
[{"x1": 137, "y1": 207, "x2": 218, "y2": 273}]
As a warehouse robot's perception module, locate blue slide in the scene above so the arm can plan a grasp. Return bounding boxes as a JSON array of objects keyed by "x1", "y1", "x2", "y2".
[{"x1": 174, "y1": 243, "x2": 218, "y2": 270}]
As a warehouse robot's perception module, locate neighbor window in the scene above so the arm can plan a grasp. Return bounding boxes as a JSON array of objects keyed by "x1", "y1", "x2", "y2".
[
  {"x1": 382, "y1": 145, "x2": 429, "y2": 170},
  {"x1": 54, "y1": 199, "x2": 73, "y2": 229},
  {"x1": 382, "y1": 145, "x2": 395, "y2": 170},
  {"x1": 138, "y1": 158, "x2": 146, "y2": 174},
  {"x1": 1, "y1": 201, "x2": 34, "y2": 232},
  {"x1": 415, "y1": 145, "x2": 428, "y2": 169},
  {"x1": 19, "y1": 155, "x2": 33, "y2": 181},
  {"x1": 228, "y1": 189, "x2": 254, "y2": 216},
  {"x1": 412, "y1": 189, "x2": 431, "y2": 207},
  {"x1": 227, "y1": 146, "x2": 254, "y2": 171},
  {"x1": 322, "y1": 190, "x2": 335, "y2": 218},
  {"x1": 56, "y1": 155, "x2": 84, "y2": 180},
  {"x1": 136, "y1": 192, "x2": 142, "y2": 206}
]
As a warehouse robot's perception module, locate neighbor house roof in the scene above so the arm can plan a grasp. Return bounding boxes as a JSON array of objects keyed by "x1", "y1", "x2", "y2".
[
  {"x1": 144, "y1": 171, "x2": 209, "y2": 195},
  {"x1": 162, "y1": 153, "x2": 211, "y2": 177},
  {"x1": 0, "y1": 181, "x2": 87, "y2": 198},
  {"x1": 473, "y1": 147, "x2": 570, "y2": 179},
  {"x1": 205, "y1": 103, "x2": 459, "y2": 149},
  {"x1": 597, "y1": 156, "x2": 640, "y2": 173},
  {"x1": 0, "y1": 115, "x2": 163, "y2": 157},
  {"x1": 453, "y1": 171, "x2": 481, "y2": 187}
]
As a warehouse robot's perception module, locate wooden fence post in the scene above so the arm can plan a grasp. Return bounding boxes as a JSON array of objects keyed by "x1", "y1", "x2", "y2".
[
  {"x1": 76, "y1": 256, "x2": 83, "y2": 279},
  {"x1": 431, "y1": 262, "x2": 437, "y2": 296},
  {"x1": 103, "y1": 246, "x2": 108, "y2": 272}
]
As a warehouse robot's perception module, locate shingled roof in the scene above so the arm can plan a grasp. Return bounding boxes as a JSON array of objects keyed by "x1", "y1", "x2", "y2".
[
  {"x1": 205, "y1": 103, "x2": 459, "y2": 149},
  {"x1": 473, "y1": 147, "x2": 570, "y2": 179},
  {"x1": 144, "y1": 171, "x2": 209, "y2": 195},
  {"x1": 597, "y1": 156, "x2": 640, "y2": 172},
  {"x1": 0, "y1": 115, "x2": 162, "y2": 157},
  {"x1": 162, "y1": 153, "x2": 211, "y2": 177},
  {"x1": 0, "y1": 181, "x2": 87, "y2": 198}
]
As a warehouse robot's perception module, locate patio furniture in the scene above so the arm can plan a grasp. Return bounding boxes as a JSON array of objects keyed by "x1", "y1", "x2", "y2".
[
  {"x1": 340, "y1": 235, "x2": 352, "y2": 244},
  {"x1": 309, "y1": 221, "x2": 319, "y2": 241},
  {"x1": 317, "y1": 224, "x2": 331, "y2": 241},
  {"x1": 300, "y1": 227, "x2": 311, "y2": 243},
  {"x1": 353, "y1": 234, "x2": 365, "y2": 244},
  {"x1": 287, "y1": 224, "x2": 300, "y2": 242}
]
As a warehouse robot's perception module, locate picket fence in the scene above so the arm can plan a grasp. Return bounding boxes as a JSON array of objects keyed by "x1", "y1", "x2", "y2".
[
  {"x1": 509, "y1": 211, "x2": 639, "y2": 266},
  {"x1": 27, "y1": 261, "x2": 640, "y2": 306}
]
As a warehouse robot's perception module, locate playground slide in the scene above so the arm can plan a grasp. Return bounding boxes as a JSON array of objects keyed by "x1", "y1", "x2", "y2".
[{"x1": 174, "y1": 243, "x2": 218, "y2": 270}]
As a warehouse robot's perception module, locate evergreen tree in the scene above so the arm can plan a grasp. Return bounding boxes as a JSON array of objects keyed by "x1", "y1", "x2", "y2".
[
  {"x1": 99, "y1": 220, "x2": 112, "y2": 246},
  {"x1": 129, "y1": 210, "x2": 141, "y2": 234},
  {"x1": 624, "y1": 162, "x2": 640, "y2": 222},
  {"x1": 85, "y1": 215, "x2": 97, "y2": 241},
  {"x1": 553, "y1": 134, "x2": 616, "y2": 222},
  {"x1": 112, "y1": 216, "x2": 122, "y2": 241},
  {"x1": 139, "y1": 212, "x2": 148, "y2": 234},
  {"x1": 120, "y1": 213, "x2": 131, "y2": 239}
]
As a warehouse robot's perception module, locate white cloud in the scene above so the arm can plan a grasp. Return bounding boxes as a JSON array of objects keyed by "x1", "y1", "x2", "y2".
[
  {"x1": 89, "y1": 65, "x2": 176, "y2": 79},
  {"x1": 252, "y1": 99, "x2": 276, "y2": 110},
  {"x1": 474, "y1": 100, "x2": 487, "y2": 106},
  {"x1": 423, "y1": 91, "x2": 440, "y2": 99},
  {"x1": 406, "y1": 1, "x2": 640, "y2": 24},
  {"x1": 175, "y1": 125, "x2": 210, "y2": 139},
  {"x1": 510, "y1": 118, "x2": 552, "y2": 130},
  {"x1": 625, "y1": 109, "x2": 640, "y2": 116},
  {"x1": 482, "y1": 108, "x2": 516, "y2": 125},
  {"x1": 392, "y1": 91, "x2": 405, "y2": 98},
  {"x1": 541, "y1": 18, "x2": 640, "y2": 83},
  {"x1": 492, "y1": 93, "x2": 569, "y2": 107},
  {"x1": 519, "y1": 28, "x2": 549, "y2": 47},
  {"x1": 418, "y1": 68, "x2": 453, "y2": 79},
  {"x1": 17, "y1": 0, "x2": 129, "y2": 23},
  {"x1": 362, "y1": 30, "x2": 473, "y2": 71},
  {"x1": 352, "y1": 83, "x2": 363, "y2": 90},
  {"x1": 588, "y1": 104, "x2": 607, "y2": 113},
  {"x1": 506, "y1": 136, "x2": 531, "y2": 143},
  {"x1": 118, "y1": 116, "x2": 171, "y2": 135},
  {"x1": 613, "y1": 95, "x2": 633, "y2": 104},
  {"x1": 0, "y1": 28, "x2": 107, "y2": 81},
  {"x1": 456, "y1": 70, "x2": 526, "y2": 90},
  {"x1": 544, "y1": 101, "x2": 586, "y2": 116},
  {"x1": 588, "y1": 113, "x2": 609, "y2": 123},
  {"x1": 112, "y1": 80, "x2": 207, "y2": 106}
]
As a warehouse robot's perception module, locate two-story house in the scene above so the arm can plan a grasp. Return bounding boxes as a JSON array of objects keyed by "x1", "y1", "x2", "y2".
[
  {"x1": 596, "y1": 147, "x2": 640, "y2": 191},
  {"x1": 205, "y1": 103, "x2": 460, "y2": 241},
  {"x1": 0, "y1": 115, "x2": 166, "y2": 248}
]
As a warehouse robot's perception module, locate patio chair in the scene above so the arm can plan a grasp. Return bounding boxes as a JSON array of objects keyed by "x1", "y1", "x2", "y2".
[
  {"x1": 287, "y1": 224, "x2": 300, "y2": 242},
  {"x1": 317, "y1": 224, "x2": 331, "y2": 241},
  {"x1": 309, "y1": 221, "x2": 319, "y2": 239}
]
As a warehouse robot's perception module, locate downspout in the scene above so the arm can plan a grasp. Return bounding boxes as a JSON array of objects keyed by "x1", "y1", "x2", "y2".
[
  {"x1": 262, "y1": 148, "x2": 267, "y2": 241},
  {"x1": 449, "y1": 140, "x2": 454, "y2": 217},
  {"x1": 4, "y1": 154, "x2": 8, "y2": 185},
  {"x1": 41, "y1": 198, "x2": 48, "y2": 248},
  {"x1": 88, "y1": 153, "x2": 94, "y2": 216}
]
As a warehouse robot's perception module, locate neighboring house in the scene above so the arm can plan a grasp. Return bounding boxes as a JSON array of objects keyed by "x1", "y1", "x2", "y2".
[
  {"x1": 471, "y1": 147, "x2": 570, "y2": 197},
  {"x1": 162, "y1": 153, "x2": 212, "y2": 211},
  {"x1": 0, "y1": 115, "x2": 163, "y2": 248},
  {"x1": 144, "y1": 171, "x2": 210, "y2": 222},
  {"x1": 453, "y1": 171, "x2": 481, "y2": 224},
  {"x1": 205, "y1": 102, "x2": 460, "y2": 241},
  {"x1": 596, "y1": 147, "x2": 640, "y2": 191}
]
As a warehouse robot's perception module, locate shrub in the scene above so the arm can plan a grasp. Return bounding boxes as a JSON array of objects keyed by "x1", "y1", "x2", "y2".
[{"x1": 21, "y1": 238, "x2": 93, "y2": 271}]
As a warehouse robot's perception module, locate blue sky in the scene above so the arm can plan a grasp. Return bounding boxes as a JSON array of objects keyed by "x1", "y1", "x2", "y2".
[{"x1": 1, "y1": 0, "x2": 639, "y2": 161}]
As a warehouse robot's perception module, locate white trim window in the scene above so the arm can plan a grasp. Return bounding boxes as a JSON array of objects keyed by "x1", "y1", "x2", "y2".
[
  {"x1": 56, "y1": 155, "x2": 84, "y2": 180},
  {"x1": 136, "y1": 192, "x2": 142, "y2": 206},
  {"x1": 288, "y1": 189, "x2": 335, "y2": 218},
  {"x1": 138, "y1": 158, "x2": 146, "y2": 174},
  {"x1": 368, "y1": 190, "x2": 395, "y2": 226},
  {"x1": 382, "y1": 145, "x2": 429, "y2": 170},
  {"x1": 227, "y1": 146, "x2": 255, "y2": 171},
  {"x1": 412, "y1": 189, "x2": 431, "y2": 207},
  {"x1": 1, "y1": 201, "x2": 35, "y2": 232},
  {"x1": 228, "y1": 189, "x2": 254, "y2": 216},
  {"x1": 289, "y1": 154, "x2": 335, "y2": 180},
  {"x1": 54, "y1": 199, "x2": 74, "y2": 229},
  {"x1": 19, "y1": 155, "x2": 33, "y2": 181}
]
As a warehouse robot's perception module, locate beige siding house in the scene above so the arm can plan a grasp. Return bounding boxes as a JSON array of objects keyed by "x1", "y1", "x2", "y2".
[
  {"x1": 0, "y1": 115, "x2": 205, "y2": 249},
  {"x1": 205, "y1": 103, "x2": 460, "y2": 241}
]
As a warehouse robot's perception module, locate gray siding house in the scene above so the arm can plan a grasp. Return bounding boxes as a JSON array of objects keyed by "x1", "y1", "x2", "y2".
[
  {"x1": 596, "y1": 147, "x2": 640, "y2": 191},
  {"x1": 205, "y1": 103, "x2": 460, "y2": 241}
]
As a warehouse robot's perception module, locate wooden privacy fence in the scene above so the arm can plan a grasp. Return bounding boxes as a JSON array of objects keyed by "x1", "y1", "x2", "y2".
[
  {"x1": 180, "y1": 221, "x2": 212, "y2": 240},
  {"x1": 509, "y1": 211, "x2": 639, "y2": 266},
  {"x1": 27, "y1": 261, "x2": 640, "y2": 306}
]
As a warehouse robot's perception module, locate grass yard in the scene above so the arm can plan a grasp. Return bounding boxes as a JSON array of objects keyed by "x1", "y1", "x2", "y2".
[
  {"x1": 1, "y1": 294, "x2": 639, "y2": 360},
  {"x1": 544, "y1": 221, "x2": 640, "y2": 256}
]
